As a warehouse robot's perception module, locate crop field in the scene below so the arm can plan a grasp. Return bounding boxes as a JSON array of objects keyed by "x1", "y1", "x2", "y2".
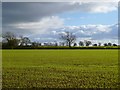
[{"x1": 2, "y1": 49, "x2": 119, "y2": 88}]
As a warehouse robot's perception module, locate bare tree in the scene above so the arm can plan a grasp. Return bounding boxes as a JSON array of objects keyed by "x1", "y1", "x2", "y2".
[
  {"x1": 22, "y1": 37, "x2": 31, "y2": 46},
  {"x1": 84, "y1": 40, "x2": 92, "y2": 46},
  {"x1": 2, "y1": 32, "x2": 19, "y2": 48},
  {"x1": 59, "y1": 31, "x2": 76, "y2": 47},
  {"x1": 79, "y1": 41, "x2": 84, "y2": 46},
  {"x1": 3, "y1": 32, "x2": 16, "y2": 42},
  {"x1": 19, "y1": 36, "x2": 31, "y2": 46}
]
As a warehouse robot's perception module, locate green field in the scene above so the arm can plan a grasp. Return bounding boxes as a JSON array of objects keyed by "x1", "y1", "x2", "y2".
[{"x1": 2, "y1": 50, "x2": 119, "y2": 88}]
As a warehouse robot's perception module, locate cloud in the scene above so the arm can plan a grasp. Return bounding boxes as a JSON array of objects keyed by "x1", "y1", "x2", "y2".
[
  {"x1": 53, "y1": 24, "x2": 117, "y2": 40},
  {"x1": 23, "y1": 23, "x2": 117, "y2": 43},
  {"x1": 69, "y1": 2, "x2": 117, "y2": 13},
  {"x1": 2, "y1": 2, "x2": 117, "y2": 25},
  {"x1": 2, "y1": 2, "x2": 65, "y2": 24},
  {"x1": 8, "y1": 16, "x2": 64, "y2": 34}
]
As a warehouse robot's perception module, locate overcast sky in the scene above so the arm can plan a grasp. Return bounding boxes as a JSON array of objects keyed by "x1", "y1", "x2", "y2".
[{"x1": 2, "y1": 2, "x2": 118, "y2": 44}]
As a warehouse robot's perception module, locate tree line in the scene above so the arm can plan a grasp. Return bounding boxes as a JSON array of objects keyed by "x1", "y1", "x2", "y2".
[{"x1": 2, "y1": 32, "x2": 118, "y2": 49}]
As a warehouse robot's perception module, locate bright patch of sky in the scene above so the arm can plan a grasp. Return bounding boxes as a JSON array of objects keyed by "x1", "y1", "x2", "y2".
[{"x1": 58, "y1": 11, "x2": 117, "y2": 26}]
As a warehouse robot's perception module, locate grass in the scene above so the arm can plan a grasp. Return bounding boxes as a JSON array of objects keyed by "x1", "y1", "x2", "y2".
[{"x1": 2, "y1": 49, "x2": 119, "y2": 88}]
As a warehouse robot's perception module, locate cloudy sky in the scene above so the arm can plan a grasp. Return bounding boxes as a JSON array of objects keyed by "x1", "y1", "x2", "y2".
[{"x1": 2, "y1": 2, "x2": 118, "y2": 44}]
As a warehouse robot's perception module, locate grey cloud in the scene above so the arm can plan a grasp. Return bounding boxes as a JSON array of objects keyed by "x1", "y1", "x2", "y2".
[
  {"x1": 2, "y1": 2, "x2": 117, "y2": 25},
  {"x1": 2, "y1": 2, "x2": 72, "y2": 24}
]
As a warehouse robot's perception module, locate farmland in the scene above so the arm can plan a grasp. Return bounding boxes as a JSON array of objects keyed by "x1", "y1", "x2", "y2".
[{"x1": 2, "y1": 49, "x2": 119, "y2": 88}]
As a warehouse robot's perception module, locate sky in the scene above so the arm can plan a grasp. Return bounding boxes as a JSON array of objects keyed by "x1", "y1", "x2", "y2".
[{"x1": 2, "y1": 2, "x2": 118, "y2": 44}]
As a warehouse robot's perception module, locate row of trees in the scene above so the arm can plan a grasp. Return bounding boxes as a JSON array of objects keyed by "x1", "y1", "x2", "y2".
[
  {"x1": 2, "y1": 32, "x2": 31, "y2": 48},
  {"x1": 2, "y1": 32, "x2": 118, "y2": 49},
  {"x1": 59, "y1": 31, "x2": 117, "y2": 47}
]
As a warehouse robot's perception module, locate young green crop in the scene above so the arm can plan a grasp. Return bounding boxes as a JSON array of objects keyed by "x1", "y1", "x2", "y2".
[{"x1": 2, "y1": 50, "x2": 118, "y2": 88}]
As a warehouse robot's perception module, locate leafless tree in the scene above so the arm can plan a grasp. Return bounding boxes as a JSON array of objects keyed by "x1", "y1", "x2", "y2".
[
  {"x1": 79, "y1": 41, "x2": 84, "y2": 46},
  {"x1": 2, "y1": 32, "x2": 19, "y2": 48},
  {"x1": 59, "y1": 31, "x2": 76, "y2": 47},
  {"x1": 84, "y1": 40, "x2": 92, "y2": 46},
  {"x1": 3, "y1": 32, "x2": 16, "y2": 42}
]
